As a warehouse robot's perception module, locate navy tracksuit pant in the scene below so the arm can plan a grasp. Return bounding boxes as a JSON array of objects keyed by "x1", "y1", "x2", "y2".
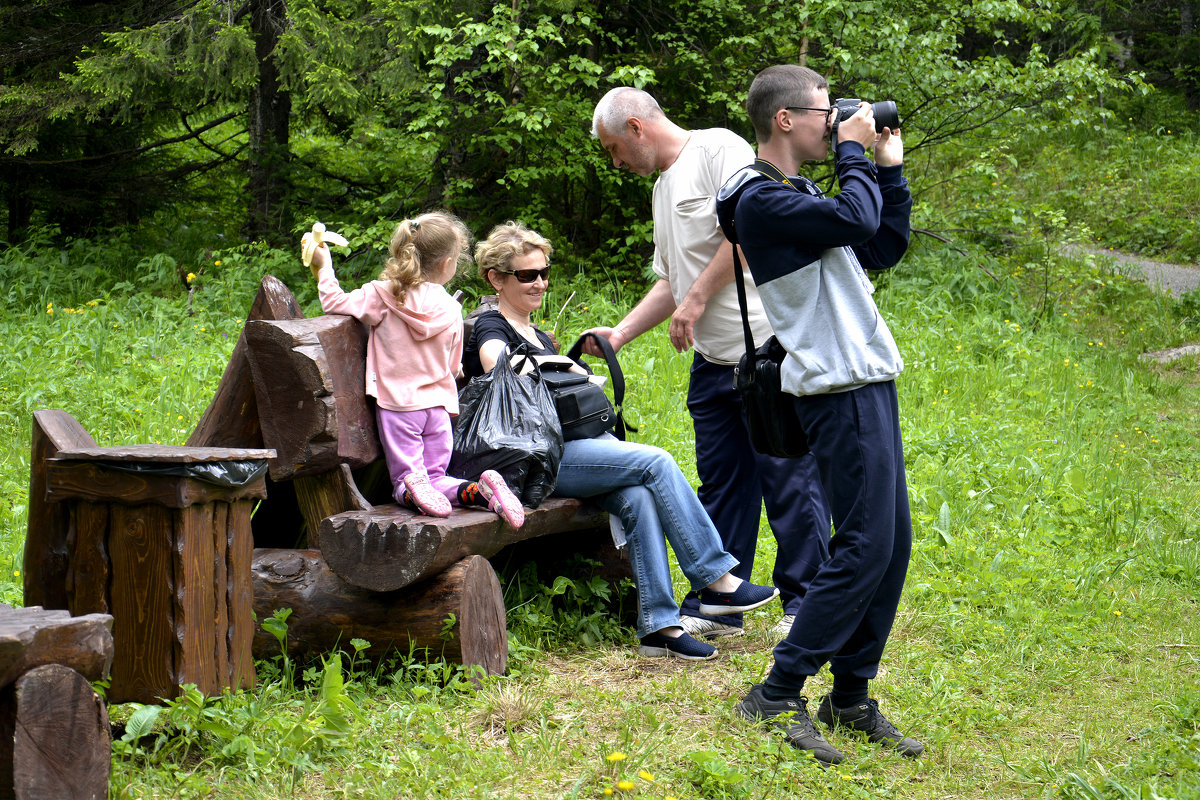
[
  {"x1": 678, "y1": 354, "x2": 831, "y2": 626},
  {"x1": 770, "y1": 379, "x2": 912, "y2": 682}
]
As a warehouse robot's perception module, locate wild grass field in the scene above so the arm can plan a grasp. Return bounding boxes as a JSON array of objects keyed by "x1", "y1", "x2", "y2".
[{"x1": 0, "y1": 124, "x2": 1197, "y2": 799}]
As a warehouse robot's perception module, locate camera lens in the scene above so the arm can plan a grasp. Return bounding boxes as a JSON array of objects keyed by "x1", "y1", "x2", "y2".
[
  {"x1": 833, "y1": 99, "x2": 900, "y2": 133},
  {"x1": 871, "y1": 101, "x2": 899, "y2": 132}
]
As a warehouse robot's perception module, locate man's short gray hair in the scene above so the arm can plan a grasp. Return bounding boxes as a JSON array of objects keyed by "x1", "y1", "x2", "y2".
[{"x1": 591, "y1": 87, "x2": 665, "y2": 138}]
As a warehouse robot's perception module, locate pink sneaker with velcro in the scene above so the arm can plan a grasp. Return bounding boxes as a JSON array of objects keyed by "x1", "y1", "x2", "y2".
[
  {"x1": 479, "y1": 470, "x2": 525, "y2": 528},
  {"x1": 402, "y1": 471, "x2": 452, "y2": 517}
]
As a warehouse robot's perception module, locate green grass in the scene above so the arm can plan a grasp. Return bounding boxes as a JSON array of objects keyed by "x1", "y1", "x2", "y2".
[
  {"x1": 912, "y1": 125, "x2": 1200, "y2": 267},
  {"x1": 1, "y1": 122, "x2": 1199, "y2": 798}
]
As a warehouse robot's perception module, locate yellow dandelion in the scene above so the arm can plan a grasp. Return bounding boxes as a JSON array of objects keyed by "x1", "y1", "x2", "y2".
[
  {"x1": 638, "y1": 770, "x2": 654, "y2": 781},
  {"x1": 1113, "y1": 610, "x2": 1122, "y2": 616},
  {"x1": 604, "y1": 790, "x2": 613, "y2": 796},
  {"x1": 606, "y1": 752, "x2": 626, "y2": 762},
  {"x1": 617, "y1": 780, "x2": 635, "y2": 791},
  {"x1": 187, "y1": 272, "x2": 197, "y2": 284},
  {"x1": 215, "y1": 260, "x2": 222, "y2": 266}
]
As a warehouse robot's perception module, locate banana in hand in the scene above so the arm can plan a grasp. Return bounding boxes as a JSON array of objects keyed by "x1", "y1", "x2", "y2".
[{"x1": 300, "y1": 222, "x2": 349, "y2": 267}]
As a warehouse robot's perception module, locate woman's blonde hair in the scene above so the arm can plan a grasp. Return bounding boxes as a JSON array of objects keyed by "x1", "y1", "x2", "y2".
[
  {"x1": 474, "y1": 221, "x2": 554, "y2": 286},
  {"x1": 380, "y1": 211, "x2": 471, "y2": 302}
]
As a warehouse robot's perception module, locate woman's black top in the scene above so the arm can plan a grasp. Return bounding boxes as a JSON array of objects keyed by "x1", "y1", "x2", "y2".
[{"x1": 463, "y1": 310, "x2": 557, "y2": 378}]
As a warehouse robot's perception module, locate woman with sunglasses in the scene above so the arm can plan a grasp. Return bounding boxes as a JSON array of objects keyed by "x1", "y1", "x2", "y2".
[{"x1": 464, "y1": 221, "x2": 779, "y2": 660}]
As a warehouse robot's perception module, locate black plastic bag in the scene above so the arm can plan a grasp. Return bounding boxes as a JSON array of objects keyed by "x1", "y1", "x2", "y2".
[{"x1": 449, "y1": 351, "x2": 564, "y2": 508}]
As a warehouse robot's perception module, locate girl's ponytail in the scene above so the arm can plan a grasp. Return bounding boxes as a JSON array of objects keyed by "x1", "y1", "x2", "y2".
[{"x1": 381, "y1": 213, "x2": 471, "y2": 302}]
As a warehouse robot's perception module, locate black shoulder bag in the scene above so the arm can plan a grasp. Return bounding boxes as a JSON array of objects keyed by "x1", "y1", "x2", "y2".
[
  {"x1": 512, "y1": 333, "x2": 635, "y2": 441},
  {"x1": 717, "y1": 159, "x2": 811, "y2": 459}
]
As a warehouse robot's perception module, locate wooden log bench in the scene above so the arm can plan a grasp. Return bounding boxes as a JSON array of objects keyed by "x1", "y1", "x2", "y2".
[
  {"x1": 0, "y1": 605, "x2": 114, "y2": 800},
  {"x1": 26, "y1": 275, "x2": 629, "y2": 689},
  {"x1": 229, "y1": 277, "x2": 630, "y2": 676}
]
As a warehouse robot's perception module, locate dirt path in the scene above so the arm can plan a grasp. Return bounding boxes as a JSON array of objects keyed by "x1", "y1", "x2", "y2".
[
  {"x1": 1070, "y1": 245, "x2": 1200, "y2": 364},
  {"x1": 1060, "y1": 245, "x2": 1199, "y2": 363},
  {"x1": 1073, "y1": 244, "x2": 1200, "y2": 298}
]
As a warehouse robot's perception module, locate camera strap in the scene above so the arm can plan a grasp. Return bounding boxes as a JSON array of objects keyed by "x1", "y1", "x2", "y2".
[
  {"x1": 728, "y1": 159, "x2": 809, "y2": 360},
  {"x1": 751, "y1": 158, "x2": 798, "y2": 190}
]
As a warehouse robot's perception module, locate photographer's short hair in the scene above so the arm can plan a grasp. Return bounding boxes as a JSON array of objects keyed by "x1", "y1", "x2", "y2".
[
  {"x1": 475, "y1": 221, "x2": 554, "y2": 282},
  {"x1": 747, "y1": 65, "x2": 828, "y2": 143},
  {"x1": 592, "y1": 87, "x2": 665, "y2": 138}
]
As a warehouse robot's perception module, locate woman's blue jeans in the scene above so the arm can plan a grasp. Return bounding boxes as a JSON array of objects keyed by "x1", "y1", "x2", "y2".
[{"x1": 552, "y1": 435, "x2": 738, "y2": 637}]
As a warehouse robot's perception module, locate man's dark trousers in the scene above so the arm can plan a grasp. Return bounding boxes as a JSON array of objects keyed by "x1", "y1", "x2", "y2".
[
  {"x1": 770, "y1": 379, "x2": 912, "y2": 681},
  {"x1": 679, "y1": 354, "x2": 831, "y2": 627}
]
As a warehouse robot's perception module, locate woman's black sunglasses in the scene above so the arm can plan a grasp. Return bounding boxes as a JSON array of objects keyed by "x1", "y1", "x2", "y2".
[{"x1": 497, "y1": 267, "x2": 550, "y2": 283}]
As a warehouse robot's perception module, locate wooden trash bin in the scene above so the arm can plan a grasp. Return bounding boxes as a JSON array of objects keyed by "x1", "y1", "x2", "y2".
[{"x1": 44, "y1": 445, "x2": 273, "y2": 705}]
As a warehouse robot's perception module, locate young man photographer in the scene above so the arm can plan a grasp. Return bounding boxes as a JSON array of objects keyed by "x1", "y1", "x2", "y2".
[{"x1": 716, "y1": 64, "x2": 922, "y2": 763}]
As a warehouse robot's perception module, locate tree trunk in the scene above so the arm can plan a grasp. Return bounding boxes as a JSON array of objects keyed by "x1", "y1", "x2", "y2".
[
  {"x1": 0, "y1": 664, "x2": 110, "y2": 800},
  {"x1": 252, "y1": 550, "x2": 507, "y2": 677},
  {"x1": 245, "y1": 0, "x2": 292, "y2": 242},
  {"x1": 1183, "y1": 2, "x2": 1199, "y2": 111}
]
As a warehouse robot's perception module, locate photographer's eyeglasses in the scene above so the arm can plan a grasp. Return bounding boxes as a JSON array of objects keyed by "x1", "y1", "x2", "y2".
[
  {"x1": 786, "y1": 106, "x2": 836, "y2": 124},
  {"x1": 497, "y1": 267, "x2": 551, "y2": 283}
]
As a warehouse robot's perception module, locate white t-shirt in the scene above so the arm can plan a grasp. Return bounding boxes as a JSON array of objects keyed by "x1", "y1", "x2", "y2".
[{"x1": 652, "y1": 128, "x2": 774, "y2": 365}]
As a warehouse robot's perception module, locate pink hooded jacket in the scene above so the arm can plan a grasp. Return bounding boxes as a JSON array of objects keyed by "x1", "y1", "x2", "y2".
[{"x1": 317, "y1": 266, "x2": 463, "y2": 414}]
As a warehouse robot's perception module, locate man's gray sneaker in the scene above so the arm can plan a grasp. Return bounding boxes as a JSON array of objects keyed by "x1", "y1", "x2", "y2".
[
  {"x1": 735, "y1": 684, "x2": 845, "y2": 764},
  {"x1": 680, "y1": 615, "x2": 744, "y2": 640},
  {"x1": 815, "y1": 695, "x2": 924, "y2": 757},
  {"x1": 770, "y1": 614, "x2": 795, "y2": 641}
]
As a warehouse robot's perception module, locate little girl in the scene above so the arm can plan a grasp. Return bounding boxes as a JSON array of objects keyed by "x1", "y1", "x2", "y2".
[{"x1": 308, "y1": 213, "x2": 525, "y2": 528}]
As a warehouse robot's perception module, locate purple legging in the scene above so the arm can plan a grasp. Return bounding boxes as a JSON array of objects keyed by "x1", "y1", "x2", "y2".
[{"x1": 376, "y1": 406, "x2": 466, "y2": 504}]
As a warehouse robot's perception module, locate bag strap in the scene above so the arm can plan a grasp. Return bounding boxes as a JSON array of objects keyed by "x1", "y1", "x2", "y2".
[
  {"x1": 732, "y1": 158, "x2": 802, "y2": 355},
  {"x1": 566, "y1": 332, "x2": 637, "y2": 440},
  {"x1": 505, "y1": 342, "x2": 545, "y2": 379}
]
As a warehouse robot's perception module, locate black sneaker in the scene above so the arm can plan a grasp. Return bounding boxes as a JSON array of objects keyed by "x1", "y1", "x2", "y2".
[
  {"x1": 815, "y1": 695, "x2": 924, "y2": 757},
  {"x1": 735, "y1": 684, "x2": 845, "y2": 764},
  {"x1": 698, "y1": 582, "x2": 779, "y2": 616},
  {"x1": 637, "y1": 631, "x2": 717, "y2": 661}
]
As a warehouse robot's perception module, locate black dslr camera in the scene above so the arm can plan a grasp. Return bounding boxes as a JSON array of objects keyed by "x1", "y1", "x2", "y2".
[{"x1": 832, "y1": 98, "x2": 900, "y2": 134}]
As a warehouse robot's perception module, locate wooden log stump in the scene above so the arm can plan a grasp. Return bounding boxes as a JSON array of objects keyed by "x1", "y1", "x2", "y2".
[
  {"x1": 45, "y1": 443, "x2": 271, "y2": 704},
  {"x1": 252, "y1": 550, "x2": 506, "y2": 677},
  {"x1": 0, "y1": 606, "x2": 113, "y2": 689},
  {"x1": 293, "y1": 464, "x2": 372, "y2": 549},
  {"x1": 25, "y1": 410, "x2": 98, "y2": 610},
  {"x1": 243, "y1": 315, "x2": 380, "y2": 480},
  {"x1": 317, "y1": 497, "x2": 610, "y2": 592},
  {"x1": 0, "y1": 664, "x2": 110, "y2": 800},
  {"x1": 188, "y1": 275, "x2": 304, "y2": 450}
]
